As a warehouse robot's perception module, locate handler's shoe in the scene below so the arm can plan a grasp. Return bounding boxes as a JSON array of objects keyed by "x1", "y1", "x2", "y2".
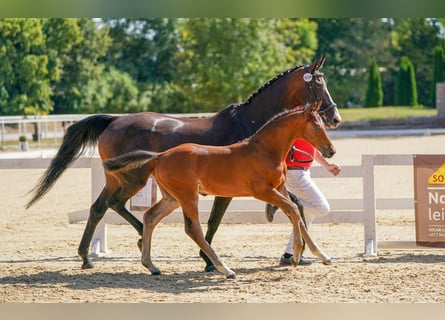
[
  {"x1": 279, "y1": 254, "x2": 312, "y2": 266},
  {"x1": 265, "y1": 203, "x2": 279, "y2": 223}
]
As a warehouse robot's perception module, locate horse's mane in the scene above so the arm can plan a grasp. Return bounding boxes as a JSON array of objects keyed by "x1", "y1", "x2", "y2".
[
  {"x1": 237, "y1": 64, "x2": 303, "y2": 108},
  {"x1": 216, "y1": 64, "x2": 303, "y2": 115}
]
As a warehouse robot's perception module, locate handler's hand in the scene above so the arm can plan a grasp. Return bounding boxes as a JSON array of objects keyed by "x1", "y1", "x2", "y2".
[{"x1": 327, "y1": 164, "x2": 341, "y2": 176}]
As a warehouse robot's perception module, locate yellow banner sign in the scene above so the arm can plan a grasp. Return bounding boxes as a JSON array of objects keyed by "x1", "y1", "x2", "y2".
[{"x1": 414, "y1": 154, "x2": 445, "y2": 247}]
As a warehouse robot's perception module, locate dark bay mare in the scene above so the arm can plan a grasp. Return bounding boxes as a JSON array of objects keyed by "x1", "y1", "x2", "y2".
[
  {"x1": 26, "y1": 56, "x2": 341, "y2": 271},
  {"x1": 103, "y1": 103, "x2": 335, "y2": 278}
]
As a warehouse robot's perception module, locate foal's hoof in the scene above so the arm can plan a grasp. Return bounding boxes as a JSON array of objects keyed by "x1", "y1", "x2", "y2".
[
  {"x1": 151, "y1": 270, "x2": 162, "y2": 276},
  {"x1": 204, "y1": 264, "x2": 217, "y2": 272},
  {"x1": 322, "y1": 259, "x2": 332, "y2": 266},
  {"x1": 226, "y1": 272, "x2": 237, "y2": 279}
]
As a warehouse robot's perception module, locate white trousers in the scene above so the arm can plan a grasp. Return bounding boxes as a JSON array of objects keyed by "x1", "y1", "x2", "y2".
[{"x1": 284, "y1": 169, "x2": 330, "y2": 255}]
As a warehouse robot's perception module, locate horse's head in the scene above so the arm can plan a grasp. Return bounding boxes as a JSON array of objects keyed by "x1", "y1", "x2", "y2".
[
  {"x1": 288, "y1": 56, "x2": 342, "y2": 129},
  {"x1": 301, "y1": 102, "x2": 336, "y2": 159}
]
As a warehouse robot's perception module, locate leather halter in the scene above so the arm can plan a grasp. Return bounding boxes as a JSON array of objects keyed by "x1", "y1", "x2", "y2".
[
  {"x1": 303, "y1": 65, "x2": 322, "y2": 106},
  {"x1": 303, "y1": 65, "x2": 338, "y2": 127}
]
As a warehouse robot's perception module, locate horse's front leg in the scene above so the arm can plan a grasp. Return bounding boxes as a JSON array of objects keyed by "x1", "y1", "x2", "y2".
[{"x1": 200, "y1": 196, "x2": 233, "y2": 272}]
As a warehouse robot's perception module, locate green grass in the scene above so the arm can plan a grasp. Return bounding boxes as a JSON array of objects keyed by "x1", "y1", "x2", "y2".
[
  {"x1": 339, "y1": 106, "x2": 437, "y2": 123},
  {"x1": 1, "y1": 138, "x2": 61, "y2": 150}
]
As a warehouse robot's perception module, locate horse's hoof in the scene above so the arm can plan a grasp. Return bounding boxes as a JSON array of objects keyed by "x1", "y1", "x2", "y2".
[
  {"x1": 151, "y1": 270, "x2": 161, "y2": 276},
  {"x1": 291, "y1": 257, "x2": 299, "y2": 267},
  {"x1": 322, "y1": 259, "x2": 332, "y2": 266},
  {"x1": 204, "y1": 265, "x2": 217, "y2": 272},
  {"x1": 226, "y1": 272, "x2": 236, "y2": 279},
  {"x1": 81, "y1": 261, "x2": 94, "y2": 269}
]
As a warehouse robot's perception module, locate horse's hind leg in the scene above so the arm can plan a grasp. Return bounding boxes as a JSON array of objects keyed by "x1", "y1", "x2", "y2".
[
  {"x1": 107, "y1": 188, "x2": 143, "y2": 234},
  {"x1": 78, "y1": 185, "x2": 144, "y2": 269},
  {"x1": 78, "y1": 188, "x2": 109, "y2": 269},
  {"x1": 200, "y1": 196, "x2": 233, "y2": 272}
]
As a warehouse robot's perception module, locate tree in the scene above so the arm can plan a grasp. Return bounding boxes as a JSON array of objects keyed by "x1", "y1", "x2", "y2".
[
  {"x1": 364, "y1": 58, "x2": 383, "y2": 107},
  {"x1": 432, "y1": 45, "x2": 445, "y2": 108},
  {"x1": 313, "y1": 18, "x2": 394, "y2": 108},
  {"x1": 396, "y1": 56, "x2": 418, "y2": 106},
  {"x1": 172, "y1": 18, "x2": 317, "y2": 112},
  {"x1": 0, "y1": 19, "x2": 55, "y2": 115},
  {"x1": 49, "y1": 19, "x2": 112, "y2": 114},
  {"x1": 79, "y1": 67, "x2": 139, "y2": 114},
  {"x1": 392, "y1": 18, "x2": 442, "y2": 106},
  {"x1": 100, "y1": 18, "x2": 180, "y2": 113}
]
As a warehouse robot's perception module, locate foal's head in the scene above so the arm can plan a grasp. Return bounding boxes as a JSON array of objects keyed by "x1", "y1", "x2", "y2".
[{"x1": 301, "y1": 103, "x2": 336, "y2": 159}]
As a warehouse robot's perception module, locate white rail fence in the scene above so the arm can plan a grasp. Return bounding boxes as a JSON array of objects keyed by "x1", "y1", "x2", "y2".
[
  {"x1": 2, "y1": 154, "x2": 432, "y2": 256},
  {"x1": 3, "y1": 114, "x2": 445, "y2": 148},
  {"x1": 0, "y1": 113, "x2": 214, "y2": 145}
]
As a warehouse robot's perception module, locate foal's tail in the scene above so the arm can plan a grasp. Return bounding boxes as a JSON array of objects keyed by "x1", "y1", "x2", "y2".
[
  {"x1": 103, "y1": 150, "x2": 159, "y2": 172},
  {"x1": 26, "y1": 114, "x2": 116, "y2": 209}
]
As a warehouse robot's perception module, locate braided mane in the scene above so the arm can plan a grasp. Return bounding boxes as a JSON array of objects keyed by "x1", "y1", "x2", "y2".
[{"x1": 236, "y1": 64, "x2": 302, "y2": 108}]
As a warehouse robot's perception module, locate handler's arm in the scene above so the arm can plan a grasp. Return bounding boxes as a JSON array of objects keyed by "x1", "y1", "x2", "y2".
[{"x1": 314, "y1": 151, "x2": 341, "y2": 176}]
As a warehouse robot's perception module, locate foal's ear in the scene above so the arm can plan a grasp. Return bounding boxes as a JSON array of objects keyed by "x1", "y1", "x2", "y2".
[{"x1": 309, "y1": 55, "x2": 326, "y2": 73}]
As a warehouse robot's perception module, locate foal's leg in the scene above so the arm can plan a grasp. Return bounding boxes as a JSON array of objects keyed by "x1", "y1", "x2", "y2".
[
  {"x1": 278, "y1": 201, "x2": 331, "y2": 266},
  {"x1": 200, "y1": 196, "x2": 233, "y2": 272},
  {"x1": 298, "y1": 221, "x2": 331, "y2": 265},
  {"x1": 255, "y1": 187, "x2": 305, "y2": 265},
  {"x1": 276, "y1": 201, "x2": 304, "y2": 265},
  {"x1": 265, "y1": 191, "x2": 306, "y2": 227},
  {"x1": 275, "y1": 189, "x2": 330, "y2": 265},
  {"x1": 141, "y1": 196, "x2": 180, "y2": 275},
  {"x1": 288, "y1": 191, "x2": 307, "y2": 253},
  {"x1": 181, "y1": 200, "x2": 236, "y2": 279}
]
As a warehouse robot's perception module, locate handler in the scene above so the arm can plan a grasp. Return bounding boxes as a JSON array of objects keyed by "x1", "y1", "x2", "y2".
[{"x1": 265, "y1": 138, "x2": 341, "y2": 265}]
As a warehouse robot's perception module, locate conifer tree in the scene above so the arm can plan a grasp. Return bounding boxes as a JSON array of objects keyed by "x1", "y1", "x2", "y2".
[
  {"x1": 396, "y1": 56, "x2": 418, "y2": 106},
  {"x1": 432, "y1": 46, "x2": 445, "y2": 108},
  {"x1": 364, "y1": 58, "x2": 383, "y2": 107}
]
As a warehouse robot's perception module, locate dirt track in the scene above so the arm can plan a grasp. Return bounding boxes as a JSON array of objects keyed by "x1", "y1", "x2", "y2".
[{"x1": 1, "y1": 134, "x2": 445, "y2": 303}]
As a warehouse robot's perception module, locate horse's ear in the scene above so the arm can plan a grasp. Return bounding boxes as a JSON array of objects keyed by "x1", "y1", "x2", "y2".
[
  {"x1": 309, "y1": 55, "x2": 326, "y2": 73},
  {"x1": 318, "y1": 55, "x2": 326, "y2": 69}
]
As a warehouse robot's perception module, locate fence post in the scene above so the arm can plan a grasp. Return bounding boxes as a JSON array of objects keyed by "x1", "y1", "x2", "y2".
[
  {"x1": 362, "y1": 154, "x2": 377, "y2": 256},
  {"x1": 436, "y1": 82, "x2": 445, "y2": 121},
  {"x1": 90, "y1": 157, "x2": 108, "y2": 255}
]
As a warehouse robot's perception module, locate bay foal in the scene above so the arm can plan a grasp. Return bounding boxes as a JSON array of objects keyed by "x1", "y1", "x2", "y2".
[{"x1": 103, "y1": 103, "x2": 335, "y2": 278}]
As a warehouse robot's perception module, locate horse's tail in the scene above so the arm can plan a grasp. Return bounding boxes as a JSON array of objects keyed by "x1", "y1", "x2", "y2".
[
  {"x1": 103, "y1": 150, "x2": 159, "y2": 172},
  {"x1": 26, "y1": 114, "x2": 116, "y2": 209}
]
